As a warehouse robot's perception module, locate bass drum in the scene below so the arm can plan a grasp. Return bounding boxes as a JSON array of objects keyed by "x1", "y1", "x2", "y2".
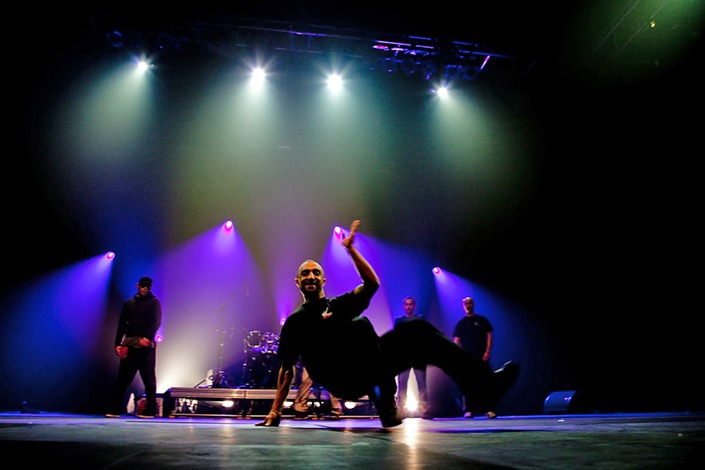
[
  {"x1": 242, "y1": 352, "x2": 281, "y2": 389},
  {"x1": 261, "y1": 331, "x2": 280, "y2": 353}
]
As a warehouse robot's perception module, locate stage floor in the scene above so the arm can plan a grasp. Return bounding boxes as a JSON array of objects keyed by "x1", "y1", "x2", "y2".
[{"x1": 1, "y1": 411, "x2": 703, "y2": 468}]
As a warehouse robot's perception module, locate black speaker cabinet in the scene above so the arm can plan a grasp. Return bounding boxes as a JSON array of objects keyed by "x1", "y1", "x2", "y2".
[{"x1": 543, "y1": 390, "x2": 577, "y2": 414}]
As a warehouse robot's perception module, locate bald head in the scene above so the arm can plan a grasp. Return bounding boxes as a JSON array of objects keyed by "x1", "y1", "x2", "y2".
[
  {"x1": 295, "y1": 259, "x2": 326, "y2": 301},
  {"x1": 297, "y1": 259, "x2": 323, "y2": 277}
]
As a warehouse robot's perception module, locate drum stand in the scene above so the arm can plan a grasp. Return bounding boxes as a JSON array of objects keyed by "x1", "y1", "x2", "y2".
[
  {"x1": 211, "y1": 325, "x2": 236, "y2": 388},
  {"x1": 196, "y1": 295, "x2": 237, "y2": 389}
]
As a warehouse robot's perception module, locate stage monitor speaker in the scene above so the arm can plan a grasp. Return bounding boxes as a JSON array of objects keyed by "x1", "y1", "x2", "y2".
[{"x1": 543, "y1": 390, "x2": 577, "y2": 414}]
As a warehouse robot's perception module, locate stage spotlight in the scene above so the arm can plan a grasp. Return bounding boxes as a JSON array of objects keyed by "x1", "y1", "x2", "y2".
[
  {"x1": 136, "y1": 60, "x2": 150, "y2": 73},
  {"x1": 224, "y1": 220, "x2": 233, "y2": 231},
  {"x1": 432, "y1": 266, "x2": 442, "y2": 274},
  {"x1": 155, "y1": 335, "x2": 164, "y2": 343},
  {"x1": 106, "y1": 251, "x2": 116, "y2": 260},
  {"x1": 405, "y1": 397, "x2": 419, "y2": 412},
  {"x1": 333, "y1": 226, "x2": 343, "y2": 237},
  {"x1": 327, "y1": 73, "x2": 343, "y2": 92},
  {"x1": 252, "y1": 67, "x2": 265, "y2": 83}
]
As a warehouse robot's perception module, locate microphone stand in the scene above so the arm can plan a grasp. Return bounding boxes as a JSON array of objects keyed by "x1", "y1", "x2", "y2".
[{"x1": 201, "y1": 293, "x2": 238, "y2": 388}]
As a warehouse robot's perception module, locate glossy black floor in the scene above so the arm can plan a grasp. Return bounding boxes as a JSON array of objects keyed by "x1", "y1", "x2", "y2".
[{"x1": 1, "y1": 411, "x2": 703, "y2": 469}]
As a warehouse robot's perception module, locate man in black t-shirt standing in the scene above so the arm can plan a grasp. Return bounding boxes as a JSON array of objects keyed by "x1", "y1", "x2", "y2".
[{"x1": 453, "y1": 296, "x2": 496, "y2": 419}]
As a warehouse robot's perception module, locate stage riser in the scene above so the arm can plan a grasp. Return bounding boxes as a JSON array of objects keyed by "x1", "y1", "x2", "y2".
[
  {"x1": 166, "y1": 387, "x2": 297, "y2": 400},
  {"x1": 163, "y1": 387, "x2": 375, "y2": 418}
]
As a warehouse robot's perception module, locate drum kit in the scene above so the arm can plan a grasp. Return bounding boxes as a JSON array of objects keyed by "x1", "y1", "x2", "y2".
[{"x1": 241, "y1": 330, "x2": 281, "y2": 388}]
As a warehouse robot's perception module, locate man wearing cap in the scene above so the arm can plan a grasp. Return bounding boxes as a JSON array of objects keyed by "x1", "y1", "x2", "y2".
[{"x1": 106, "y1": 276, "x2": 163, "y2": 418}]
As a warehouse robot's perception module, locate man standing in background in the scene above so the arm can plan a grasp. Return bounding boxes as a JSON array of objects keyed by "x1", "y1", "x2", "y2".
[
  {"x1": 394, "y1": 296, "x2": 431, "y2": 419},
  {"x1": 105, "y1": 276, "x2": 162, "y2": 418},
  {"x1": 453, "y1": 296, "x2": 496, "y2": 419}
]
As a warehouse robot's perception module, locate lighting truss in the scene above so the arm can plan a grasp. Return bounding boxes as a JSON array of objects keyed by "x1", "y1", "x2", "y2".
[{"x1": 93, "y1": 15, "x2": 533, "y2": 80}]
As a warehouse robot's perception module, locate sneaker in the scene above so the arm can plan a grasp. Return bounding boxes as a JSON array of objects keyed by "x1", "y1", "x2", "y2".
[
  {"x1": 489, "y1": 361, "x2": 519, "y2": 409},
  {"x1": 379, "y1": 405, "x2": 403, "y2": 428},
  {"x1": 463, "y1": 412, "x2": 473, "y2": 419},
  {"x1": 105, "y1": 413, "x2": 121, "y2": 418},
  {"x1": 293, "y1": 410, "x2": 311, "y2": 420},
  {"x1": 486, "y1": 411, "x2": 497, "y2": 419}
]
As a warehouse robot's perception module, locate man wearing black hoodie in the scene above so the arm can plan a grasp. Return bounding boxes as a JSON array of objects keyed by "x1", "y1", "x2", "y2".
[{"x1": 105, "y1": 276, "x2": 162, "y2": 418}]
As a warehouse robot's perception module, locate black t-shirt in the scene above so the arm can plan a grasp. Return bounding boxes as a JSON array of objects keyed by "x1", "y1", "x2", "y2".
[
  {"x1": 452, "y1": 314, "x2": 493, "y2": 359},
  {"x1": 277, "y1": 293, "x2": 385, "y2": 400},
  {"x1": 394, "y1": 313, "x2": 424, "y2": 327}
]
